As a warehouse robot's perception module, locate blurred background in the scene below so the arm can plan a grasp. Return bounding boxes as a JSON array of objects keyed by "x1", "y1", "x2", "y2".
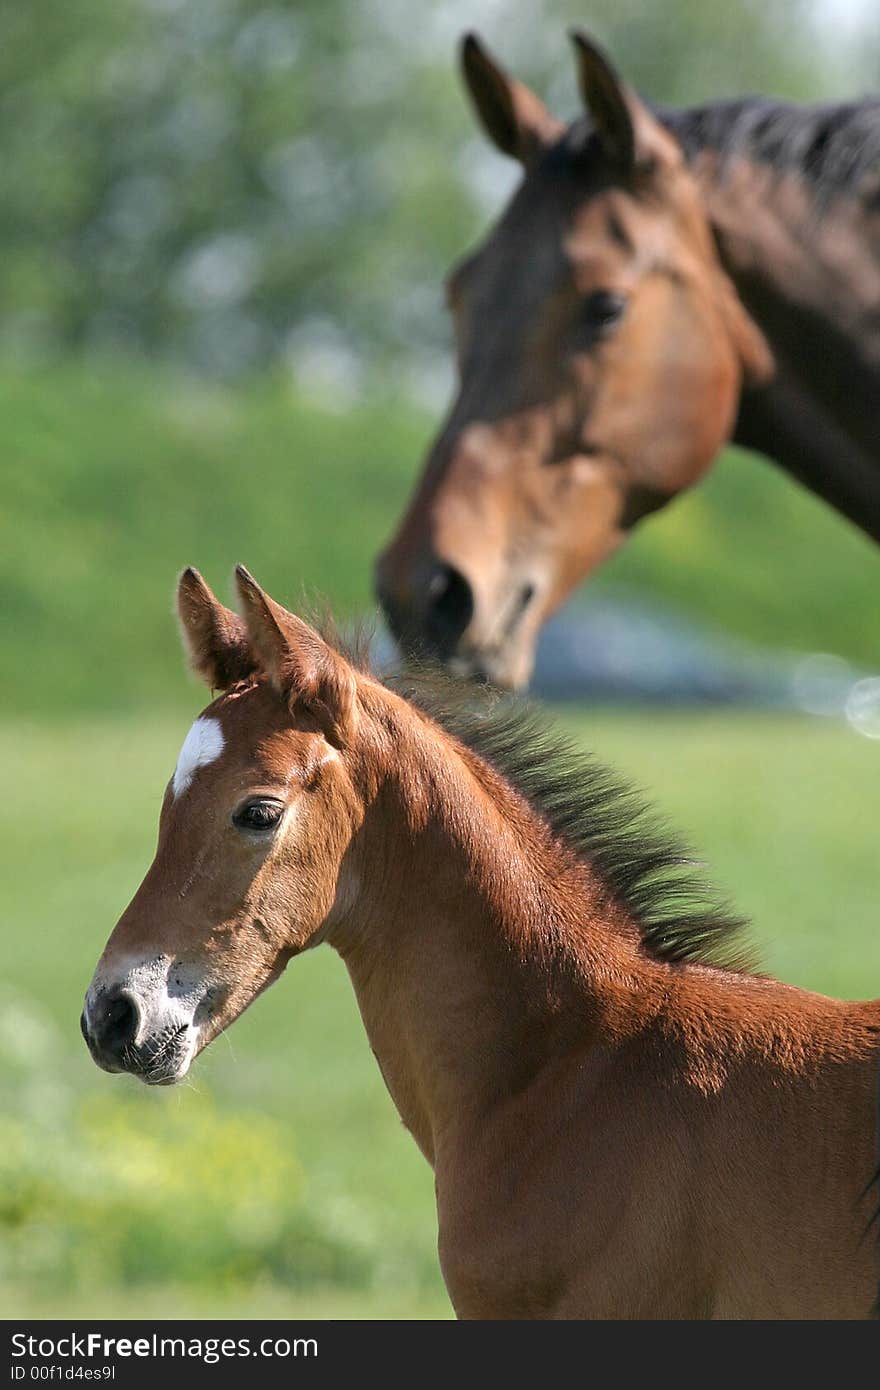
[{"x1": 2, "y1": 0, "x2": 878, "y2": 1320}]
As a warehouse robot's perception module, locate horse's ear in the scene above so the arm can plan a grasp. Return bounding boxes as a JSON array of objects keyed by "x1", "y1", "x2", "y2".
[
  {"x1": 233, "y1": 566, "x2": 358, "y2": 748},
  {"x1": 569, "y1": 31, "x2": 677, "y2": 174},
  {"x1": 176, "y1": 568, "x2": 258, "y2": 690},
  {"x1": 461, "y1": 33, "x2": 562, "y2": 166}
]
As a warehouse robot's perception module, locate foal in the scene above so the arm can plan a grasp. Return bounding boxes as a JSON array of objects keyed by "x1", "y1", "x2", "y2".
[{"x1": 83, "y1": 567, "x2": 879, "y2": 1318}]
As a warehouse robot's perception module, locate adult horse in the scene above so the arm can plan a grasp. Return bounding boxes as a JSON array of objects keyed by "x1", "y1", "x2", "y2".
[
  {"x1": 83, "y1": 567, "x2": 880, "y2": 1318},
  {"x1": 376, "y1": 32, "x2": 880, "y2": 687}
]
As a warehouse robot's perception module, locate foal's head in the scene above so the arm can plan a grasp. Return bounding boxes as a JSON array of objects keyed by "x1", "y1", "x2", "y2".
[
  {"x1": 377, "y1": 33, "x2": 772, "y2": 688},
  {"x1": 82, "y1": 567, "x2": 370, "y2": 1084},
  {"x1": 83, "y1": 567, "x2": 750, "y2": 1085}
]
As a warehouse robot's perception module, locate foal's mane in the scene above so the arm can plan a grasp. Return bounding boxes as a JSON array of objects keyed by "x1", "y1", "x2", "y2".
[
  {"x1": 382, "y1": 666, "x2": 754, "y2": 975},
  {"x1": 269, "y1": 614, "x2": 751, "y2": 972}
]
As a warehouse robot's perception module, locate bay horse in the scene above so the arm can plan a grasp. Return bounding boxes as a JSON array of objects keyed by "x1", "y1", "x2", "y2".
[
  {"x1": 83, "y1": 566, "x2": 880, "y2": 1318},
  {"x1": 376, "y1": 32, "x2": 880, "y2": 687}
]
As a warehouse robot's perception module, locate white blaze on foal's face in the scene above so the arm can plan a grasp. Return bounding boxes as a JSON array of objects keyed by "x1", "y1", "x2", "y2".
[
  {"x1": 173, "y1": 716, "x2": 225, "y2": 798},
  {"x1": 83, "y1": 714, "x2": 229, "y2": 1081}
]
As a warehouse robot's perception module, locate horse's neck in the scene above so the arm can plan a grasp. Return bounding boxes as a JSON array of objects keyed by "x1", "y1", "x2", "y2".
[
  {"x1": 331, "y1": 732, "x2": 647, "y2": 1167},
  {"x1": 684, "y1": 130, "x2": 880, "y2": 536}
]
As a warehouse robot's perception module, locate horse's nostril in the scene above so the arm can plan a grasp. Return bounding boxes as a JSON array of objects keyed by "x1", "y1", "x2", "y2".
[{"x1": 424, "y1": 564, "x2": 474, "y2": 653}]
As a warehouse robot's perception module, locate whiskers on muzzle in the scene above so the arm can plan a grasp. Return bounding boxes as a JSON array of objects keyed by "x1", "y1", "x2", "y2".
[{"x1": 128, "y1": 1020, "x2": 194, "y2": 1086}]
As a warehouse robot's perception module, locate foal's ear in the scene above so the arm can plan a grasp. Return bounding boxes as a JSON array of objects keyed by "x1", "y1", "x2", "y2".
[
  {"x1": 177, "y1": 567, "x2": 258, "y2": 690},
  {"x1": 461, "y1": 33, "x2": 562, "y2": 166},
  {"x1": 569, "y1": 31, "x2": 679, "y2": 174},
  {"x1": 234, "y1": 566, "x2": 358, "y2": 748}
]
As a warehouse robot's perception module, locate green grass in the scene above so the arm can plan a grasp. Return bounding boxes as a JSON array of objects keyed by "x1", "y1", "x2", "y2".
[
  {"x1": 0, "y1": 359, "x2": 878, "y2": 719},
  {"x1": 1, "y1": 707, "x2": 877, "y2": 1319},
  {"x1": 0, "y1": 361, "x2": 428, "y2": 715}
]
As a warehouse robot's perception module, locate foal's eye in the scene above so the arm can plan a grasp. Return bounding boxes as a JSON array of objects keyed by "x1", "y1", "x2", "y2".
[
  {"x1": 572, "y1": 290, "x2": 627, "y2": 345},
  {"x1": 232, "y1": 799, "x2": 285, "y2": 833}
]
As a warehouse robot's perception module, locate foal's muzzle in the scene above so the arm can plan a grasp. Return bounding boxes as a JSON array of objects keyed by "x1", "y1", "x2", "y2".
[{"x1": 81, "y1": 984, "x2": 195, "y2": 1085}]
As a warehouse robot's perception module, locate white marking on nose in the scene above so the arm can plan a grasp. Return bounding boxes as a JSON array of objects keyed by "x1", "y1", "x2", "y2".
[{"x1": 173, "y1": 716, "x2": 225, "y2": 798}]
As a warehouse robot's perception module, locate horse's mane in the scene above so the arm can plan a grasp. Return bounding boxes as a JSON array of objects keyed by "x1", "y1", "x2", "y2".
[
  {"x1": 379, "y1": 665, "x2": 754, "y2": 975},
  {"x1": 655, "y1": 96, "x2": 880, "y2": 208},
  {"x1": 562, "y1": 96, "x2": 880, "y2": 210}
]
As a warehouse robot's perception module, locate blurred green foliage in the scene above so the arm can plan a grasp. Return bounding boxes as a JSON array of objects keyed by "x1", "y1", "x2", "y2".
[
  {"x1": 1, "y1": 0, "x2": 875, "y2": 378},
  {"x1": 0, "y1": 362, "x2": 426, "y2": 712},
  {"x1": 0, "y1": 1052, "x2": 367, "y2": 1294}
]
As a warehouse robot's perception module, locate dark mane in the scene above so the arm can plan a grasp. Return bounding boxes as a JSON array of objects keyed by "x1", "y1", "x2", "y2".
[
  {"x1": 655, "y1": 95, "x2": 880, "y2": 207},
  {"x1": 388, "y1": 670, "x2": 754, "y2": 974}
]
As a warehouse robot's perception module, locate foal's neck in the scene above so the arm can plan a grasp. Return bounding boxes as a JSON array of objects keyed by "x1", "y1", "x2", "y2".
[{"x1": 330, "y1": 705, "x2": 650, "y2": 1166}]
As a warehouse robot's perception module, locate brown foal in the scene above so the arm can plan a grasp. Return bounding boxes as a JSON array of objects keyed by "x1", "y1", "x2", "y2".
[{"x1": 83, "y1": 568, "x2": 880, "y2": 1318}]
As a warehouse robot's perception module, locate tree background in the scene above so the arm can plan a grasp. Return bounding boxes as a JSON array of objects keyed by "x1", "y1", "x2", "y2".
[{"x1": 3, "y1": 0, "x2": 877, "y2": 390}]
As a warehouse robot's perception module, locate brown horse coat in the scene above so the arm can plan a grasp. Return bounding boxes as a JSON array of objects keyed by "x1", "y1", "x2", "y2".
[
  {"x1": 83, "y1": 570, "x2": 880, "y2": 1318},
  {"x1": 377, "y1": 34, "x2": 880, "y2": 686}
]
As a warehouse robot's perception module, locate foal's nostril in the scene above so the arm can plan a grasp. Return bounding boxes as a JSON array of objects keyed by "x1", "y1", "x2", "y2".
[
  {"x1": 104, "y1": 990, "x2": 139, "y2": 1052},
  {"x1": 87, "y1": 987, "x2": 140, "y2": 1064},
  {"x1": 424, "y1": 564, "x2": 474, "y2": 653}
]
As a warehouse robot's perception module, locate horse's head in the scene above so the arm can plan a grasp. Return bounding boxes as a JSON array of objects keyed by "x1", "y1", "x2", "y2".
[
  {"x1": 82, "y1": 568, "x2": 366, "y2": 1084},
  {"x1": 377, "y1": 33, "x2": 772, "y2": 688}
]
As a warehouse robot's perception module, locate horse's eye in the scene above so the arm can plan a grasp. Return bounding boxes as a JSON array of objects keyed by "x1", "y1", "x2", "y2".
[
  {"x1": 575, "y1": 290, "x2": 627, "y2": 342},
  {"x1": 232, "y1": 799, "x2": 285, "y2": 833}
]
